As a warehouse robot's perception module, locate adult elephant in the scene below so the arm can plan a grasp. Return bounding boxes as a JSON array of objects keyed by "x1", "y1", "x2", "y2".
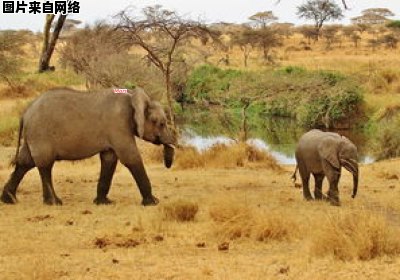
[
  {"x1": 1, "y1": 87, "x2": 175, "y2": 206},
  {"x1": 292, "y1": 129, "x2": 359, "y2": 206}
]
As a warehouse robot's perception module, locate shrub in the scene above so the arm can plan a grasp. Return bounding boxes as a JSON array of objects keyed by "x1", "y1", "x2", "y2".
[
  {"x1": 184, "y1": 65, "x2": 364, "y2": 129},
  {"x1": 60, "y1": 24, "x2": 164, "y2": 97},
  {"x1": 185, "y1": 64, "x2": 242, "y2": 103}
]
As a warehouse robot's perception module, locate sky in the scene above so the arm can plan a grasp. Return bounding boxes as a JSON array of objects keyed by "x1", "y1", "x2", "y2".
[{"x1": 0, "y1": 0, "x2": 399, "y2": 32}]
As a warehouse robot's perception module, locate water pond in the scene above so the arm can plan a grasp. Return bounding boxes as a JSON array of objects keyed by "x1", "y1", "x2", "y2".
[{"x1": 177, "y1": 108, "x2": 374, "y2": 165}]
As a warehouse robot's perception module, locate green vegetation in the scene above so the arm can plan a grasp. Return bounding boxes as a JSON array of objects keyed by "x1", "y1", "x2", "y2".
[
  {"x1": 387, "y1": 20, "x2": 400, "y2": 29},
  {"x1": 185, "y1": 64, "x2": 242, "y2": 103},
  {"x1": 185, "y1": 65, "x2": 364, "y2": 128}
]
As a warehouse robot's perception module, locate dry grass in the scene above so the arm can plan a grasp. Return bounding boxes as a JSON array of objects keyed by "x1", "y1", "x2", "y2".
[
  {"x1": 162, "y1": 199, "x2": 199, "y2": 222},
  {"x1": 175, "y1": 142, "x2": 282, "y2": 170},
  {"x1": 310, "y1": 210, "x2": 400, "y2": 261},
  {"x1": 209, "y1": 199, "x2": 299, "y2": 242},
  {"x1": 0, "y1": 146, "x2": 400, "y2": 279}
]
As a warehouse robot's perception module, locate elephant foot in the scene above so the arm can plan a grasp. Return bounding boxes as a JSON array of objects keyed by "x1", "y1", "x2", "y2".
[
  {"x1": 1, "y1": 191, "x2": 17, "y2": 204},
  {"x1": 303, "y1": 196, "x2": 314, "y2": 202},
  {"x1": 315, "y1": 194, "x2": 328, "y2": 201},
  {"x1": 328, "y1": 197, "x2": 341, "y2": 207},
  {"x1": 142, "y1": 195, "x2": 159, "y2": 206},
  {"x1": 93, "y1": 197, "x2": 114, "y2": 205},
  {"x1": 43, "y1": 196, "x2": 63, "y2": 206}
]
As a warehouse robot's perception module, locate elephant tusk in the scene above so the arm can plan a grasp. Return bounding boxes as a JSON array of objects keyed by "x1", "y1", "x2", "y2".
[
  {"x1": 165, "y1": 144, "x2": 176, "y2": 150},
  {"x1": 341, "y1": 159, "x2": 357, "y2": 175}
]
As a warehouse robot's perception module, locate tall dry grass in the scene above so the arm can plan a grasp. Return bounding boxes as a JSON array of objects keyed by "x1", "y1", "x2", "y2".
[
  {"x1": 162, "y1": 199, "x2": 199, "y2": 222},
  {"x1": 310, "y1": 210, "x2": 400, "y2": 261},
  {"x1": 209, "y1": 199, "x2": 299, "y2": 242},
  {"x1": 175, "y1": 143, "x2": 282, "y2": 170}
]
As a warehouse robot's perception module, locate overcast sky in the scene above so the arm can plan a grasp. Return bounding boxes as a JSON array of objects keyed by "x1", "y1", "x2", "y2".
[{"x1": 0, "y1": 0, "x2": 399, "y2": 32}]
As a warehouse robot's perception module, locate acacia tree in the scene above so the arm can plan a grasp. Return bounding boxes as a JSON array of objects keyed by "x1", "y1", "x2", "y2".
[
  {"x1": 116, "y1": 5, "x2": 218, "y2": 129},
  {"x1": 38, "y1": 14, "x2": 67, "y2": 72},
  {"x1": 231, "y1": 26, "x2": 254, "y2": 67},
  {"x1": 296, "y1": 0, "x2": 343, "y2": 40},
  {"x1": 351, "y1": 8, "x2": 395, "y2": 25},
  {"x1": 249, "y1": 11, "x2": 278, "y2": 28},
  {"x1": 248, "y1": 11, "x2": 280, "y2": 60}
]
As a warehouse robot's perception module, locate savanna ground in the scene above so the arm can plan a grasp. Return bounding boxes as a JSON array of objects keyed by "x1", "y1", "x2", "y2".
[{"x1": 0, "y1": 141, "x2": 400, "y2": 279}]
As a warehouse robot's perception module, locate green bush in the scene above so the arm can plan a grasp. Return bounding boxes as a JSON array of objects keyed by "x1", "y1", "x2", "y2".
[
  {"x1": 183, "y1": 65, "x2": 364, "y2": 129},
  {"x1": 231, "y1": 67, "x2": 364, "y2": 128},
  {"x1": 185, "y1": 64, "x2": 242, "y2": 102},
  {"x1": 387, "y1": 20, "x2": 400, "y2": 29}
]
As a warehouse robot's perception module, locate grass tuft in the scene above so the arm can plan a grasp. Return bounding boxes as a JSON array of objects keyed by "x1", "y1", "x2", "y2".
[
  {"x1": 209, "y1": 200, "x2": 298, "y2": 242},
  {"x1": 310, "y1": 211, "x2": 400, "y2": 261},
  {"x1": 162, "y1": 199, "x2": 199, "y2": 222},
  {"x1": 175, "y1": 142, "x2": 281, "y2": 170}
]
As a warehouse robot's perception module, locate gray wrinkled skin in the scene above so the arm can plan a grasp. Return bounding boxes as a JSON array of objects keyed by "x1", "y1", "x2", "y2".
[
  {"x1": 1, "y1": 87, "x2": 175, "y2": 206},
  {"x1": 293, "y1": 129, "x2": 358, "y2": 206}
]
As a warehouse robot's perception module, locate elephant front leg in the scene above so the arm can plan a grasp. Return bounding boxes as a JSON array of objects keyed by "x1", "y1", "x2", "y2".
[
  {"x1": 94, "y1": 150, "x2": 118, "y2": 205},
  {"x1": 323, "y1": 162, "x2": 341, "y2": 206},
  {"x1": 313, "y1": 173, "x2": 325, "y2": 200},
  {"x1": 327, "y1": 179, "x2": 340, "y2": 206},
  {"x1": 124, "y1": 161, "x2": 159, "y2": 206},
  {"x1": 113, "y1": 139, "x2": 159, "y2": 206}
]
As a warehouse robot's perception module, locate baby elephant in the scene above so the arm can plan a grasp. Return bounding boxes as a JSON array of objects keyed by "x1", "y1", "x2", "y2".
[{"x1": 293, "y1": 129, "x2": 359, "y2": 206}]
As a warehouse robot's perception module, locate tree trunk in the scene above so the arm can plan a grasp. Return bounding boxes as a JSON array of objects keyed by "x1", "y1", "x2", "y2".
[
  {"x1": 239, "y1": 101, "x2": 250, "y2": 142},
  {"x1": 164, "y1": 69, "x2": 177, "y2": 134},
  {"x1": 38, "y1": 14, "x2": 67, "y2": 72},
  {"x1": 263, "y1": 43, "x2": 268, "y2": 60}
]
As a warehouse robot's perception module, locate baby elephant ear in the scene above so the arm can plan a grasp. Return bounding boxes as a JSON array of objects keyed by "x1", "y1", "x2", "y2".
[
  {"x1": 130, "y1": 87, "x2": 150, "y2": 138},
  {"x1": 318, "y1": 137, "x2": 341, "y2": 169}
]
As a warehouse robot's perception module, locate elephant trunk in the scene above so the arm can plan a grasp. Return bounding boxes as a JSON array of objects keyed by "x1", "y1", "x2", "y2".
[
  {"x1": 341, "y1": 159, "x2": 359, "y2": 198},
  {"x1": 163, "y1": 144, "x2": 175, "y2": 168},
  {"x1": 352, "y1": 170, "x2": 358, "y2": 199}
]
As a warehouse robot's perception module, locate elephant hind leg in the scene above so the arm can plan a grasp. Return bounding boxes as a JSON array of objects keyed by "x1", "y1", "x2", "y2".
[
  {"x1": 313, "y1": 173, "x2": 325, "y2": 200},
  {"x1": 1, "y1": 164, "x2": 33, "y2": 204},
  {"x1": 38, "y1": 165, "x2": 62, "y2": 205},
  {"x1": 1, "y1": 144, "x2": 35, "y2": 204},
  {"x1": 298, "y1": 162, "x2": 312, "y2": 201},
  {"x1": 94, "y1": 150, "x2": 118, "y2": 205}
]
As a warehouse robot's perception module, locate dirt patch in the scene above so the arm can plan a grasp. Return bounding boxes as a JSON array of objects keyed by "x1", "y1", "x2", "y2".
[
  {"x1": 94, "y1": 235, "x2": 143, "y2": 249},
  {"x1": 26, "y1": 214, "x2": 53, "y2": 222}
]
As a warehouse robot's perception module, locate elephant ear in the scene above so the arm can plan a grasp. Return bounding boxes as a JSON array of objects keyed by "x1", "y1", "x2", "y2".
[
  {"x1": 318, "y1": 137, "x2": 340, "y2": 169},
  {"x1": 130, "y1": 87, "x2": 150, "y2": 138}
]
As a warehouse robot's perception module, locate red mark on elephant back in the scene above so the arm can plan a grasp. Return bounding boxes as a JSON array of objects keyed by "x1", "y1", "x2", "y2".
[{"x1": 113, "y1": 88, "x2": 128, "y2": 94}]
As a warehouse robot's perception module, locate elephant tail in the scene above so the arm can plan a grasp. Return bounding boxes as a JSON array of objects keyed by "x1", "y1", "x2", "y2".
[
  {"x1": 291, "y1": 165, "x2": 298, "y2": 182},
  {"x1": 10, "y1": 117, "x2": 23, "y2": 167}
]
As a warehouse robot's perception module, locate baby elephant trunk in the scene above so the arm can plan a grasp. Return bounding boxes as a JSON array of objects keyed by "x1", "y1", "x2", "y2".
[
  {"x1": 163, "y1": 144, "x2": 175, "y2": 168},
  {"x1": 341, "y1": 159, "x2": 359, "y2": 198},
  {"x1": 352, "y1": 171, "x2": 358, "y2": 199}
]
